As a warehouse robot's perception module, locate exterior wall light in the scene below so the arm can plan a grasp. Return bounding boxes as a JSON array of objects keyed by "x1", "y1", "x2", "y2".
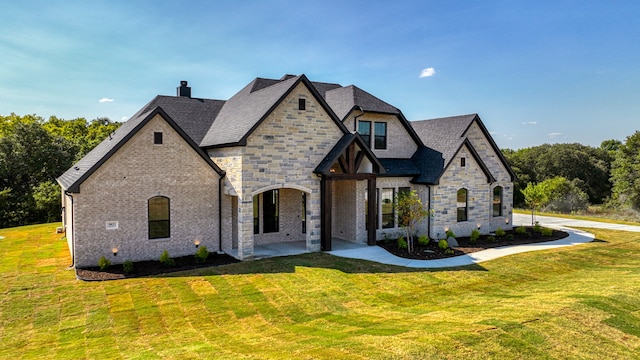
[
  {"x1": 477, "y1": 223, "x2": 481, "y2": 230},
  {"x1": 112, "y1": 247, "x2": 118, "y2": 256},
  {"x1": 194, "y1": 239, "x2": 201, "y2": 248},
  {"x1": 505, "y1": 218, "x2": 510, "y2": 225}
]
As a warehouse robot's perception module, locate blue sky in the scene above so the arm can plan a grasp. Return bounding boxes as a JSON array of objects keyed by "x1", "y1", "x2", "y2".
[{"x1": 1, "y1": 0, "x2": 638, "y2": 149}]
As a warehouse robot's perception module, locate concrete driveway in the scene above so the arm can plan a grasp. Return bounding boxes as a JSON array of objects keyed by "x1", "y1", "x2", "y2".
[{"x1": 513, "y1": 213, "x2": 640, "y2": 232}]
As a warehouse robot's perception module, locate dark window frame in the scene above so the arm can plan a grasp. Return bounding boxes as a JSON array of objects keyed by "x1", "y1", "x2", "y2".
[
  {"x1": 298, "y1": 98, "x2": 306, "y2": 110},
  {"x1": 374, "y1": 122, "x2": 387, "y2": 150},
  {"x1": 154, "y1": 132, "x2": 163, "y2": 145},
  {"x1": 253, "y1": 194, "x2": 260, "y2": 234},
  {"x1": 493, "y1": 186, "x2": 503, "y2": 217},
  {"x1": 381, "y1": 188, "x2": 395, "y2": 229},
  {"x1": 148, "y1": 196, "x2": 170, "y2": 239},
  {"x1": 301, "y1": 192, "x2": 306, "y2": 234},
  {"x1": 358, "y1": 120, "x2": 372, "y2": 147},
  {"x1": 457, "y1": 188, "x2": 468, "y2": 222},
  {"x1": 460, "y1": 157, "x2": 466, "y2": 167}
]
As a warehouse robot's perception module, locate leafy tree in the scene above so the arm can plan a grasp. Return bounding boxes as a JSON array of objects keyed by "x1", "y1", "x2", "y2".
[
  {"x1": 610, "y1": 131, "x2": 640, "y2": 210},
  {"x1": 521, "y1": 182, "x2": 547, "y2": 226},
  {"x1": 539, "y1": 177, "x2": 589, "y2": 213},
  {"x1": 32, "y1": 181, "x2": 62, "y2": 223},
  {"x1": 395, "y1": 190, "x2": 429, "y2": 253}
]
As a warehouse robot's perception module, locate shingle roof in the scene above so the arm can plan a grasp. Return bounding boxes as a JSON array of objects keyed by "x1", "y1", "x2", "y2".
[
  {"x1": 314, "y1": 133, "x2": 385, "y2": 175},
  {"x1": 411, "y1": 114, "x2": 477, "y2": 167},
  {"x1": 324, "y1": 85, "x2": 401, "y2": 121},
  {"x1": 57, "y1": 107, "x2": 224, "y2": 192}
]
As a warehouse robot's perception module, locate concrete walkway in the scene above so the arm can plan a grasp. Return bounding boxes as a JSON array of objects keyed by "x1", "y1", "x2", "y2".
[{"x1": 513, "y1": 213, "x2": 640, "y2": 232}]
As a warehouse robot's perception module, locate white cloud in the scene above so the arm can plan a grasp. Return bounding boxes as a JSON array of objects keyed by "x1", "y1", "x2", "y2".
[
  {"x1": 419, "y1": 68, "x2": 436, "y2": 78},
  {"x1": 522, "y1": 121, "x2": 537, "y2": 125},
  {"x1": 120, "y1": 116, "x2": 129, "y2": 122},
  {"x1": 548, "y1": 132, "x2": 563, "y2": 138},
  {"x1": 99, "y1": 98, "x2": 114, "y2": 103}
]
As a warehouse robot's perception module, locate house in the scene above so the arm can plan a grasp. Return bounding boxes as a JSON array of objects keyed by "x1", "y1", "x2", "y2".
[{"x1": 57, "y1": 75, "x2": 515, "y2": 267}]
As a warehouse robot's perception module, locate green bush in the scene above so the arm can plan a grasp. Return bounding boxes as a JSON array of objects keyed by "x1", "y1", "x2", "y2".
[
  {"x1": 444, "y1": 248, "x2": 455, "y2": 255},
  {"x1": 541, "y1": 227, "x2": 553, "y2": 236},
  {"x1": 98, "y1": 256, "x2": 111, "y2": 271},
  {"x1": 505, "y1": 234, "x2": 514, "y2": 241},
  {"x1": 417, "y1": 235, "x2": 430, "y2": 246},
  {"x1": 495, "y1": 228, "x2": 506, "y2": 237},
  {"x1": 445, "y1": 229, "x2": 456, "y2": 239},
  {"x1": 533, "y1": 221, "x2": 543, "y2": 233},
  {"x1": 438, "y1": 239, "x2": 449, "y2": 250},
  {"x1": 194, "y1": 245, "x2": 209, "y2": 264},
  {"x1": 123, "y1": 260, "x2": 134, "y2": 274},
  {"x1": 159, "y1": 250, "x2": 175, "y2": 267},
  {"x1": 470, "y1": 229, "x2": 480, "y2": 244},
  {"x1": 397, "y1": 237, "x2": 408, "y2": 250},
  {"x1": 515, "y1": 226, "x2": 527, "y2": 235},
  {"x1": 487, "y1": 235, "x2": 496, "y2": 243}
]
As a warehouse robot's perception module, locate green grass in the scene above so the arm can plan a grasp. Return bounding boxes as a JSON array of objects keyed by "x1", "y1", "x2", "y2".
[
  {"x1": 1, "y1": 223, "x2": 639, "y2": 359},
  {"x1": 514, "y1": 208, "x2": 640, "y2": 226}
]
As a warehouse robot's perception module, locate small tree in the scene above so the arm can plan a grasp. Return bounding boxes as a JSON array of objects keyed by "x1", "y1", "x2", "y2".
[
  {"x1": 521, "y1": 182, "x2": 547, "y2": 226},
  {"x1": 395, "y1": 190, "x2": 429, "y2": 253}
]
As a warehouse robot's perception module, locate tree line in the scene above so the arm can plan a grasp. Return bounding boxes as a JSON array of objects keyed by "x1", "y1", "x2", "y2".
[
  {"x1": 0, "y1": 114, "x2": 120, "y2": 228},
  {"x1": 502, "y1": 132, "x2": 640, "y2": 214}
]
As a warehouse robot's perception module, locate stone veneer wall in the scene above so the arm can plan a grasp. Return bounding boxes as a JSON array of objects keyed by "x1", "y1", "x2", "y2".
[
  {"x1": 70, "y1": 114, "x2": 221, "y2": 267},
  {"x1": 429, "y1": 122, "x2": 513, "y2": 238},
  {"x1": 343, "y1": 112, "x2": 418, "y2": 158},
  {"x1": 210, "y1": 82, "x2": 345, "y2": 259}
]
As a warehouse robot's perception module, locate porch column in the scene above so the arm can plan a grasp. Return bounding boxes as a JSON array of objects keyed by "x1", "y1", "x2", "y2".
[
  {"x1": 321, "y1": 176, "x2": 332, "y2": 251},
  {"x1": 367, "y1": 176, "x2": 377, "y2": 246}
]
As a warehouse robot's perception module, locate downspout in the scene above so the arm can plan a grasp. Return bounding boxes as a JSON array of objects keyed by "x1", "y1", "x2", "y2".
[
  {"x1": 64, "y1": 191, "x2": 75, "y2": 268},
  {"x1": 218, "y1": 171, "x2": 227, "y2": 253},
  {"x1": 427, "y1": 186, "x2": 432, "y2": 240},
  {"x1": 353, "y1": 106, "x2": 365, "y2": 132}
]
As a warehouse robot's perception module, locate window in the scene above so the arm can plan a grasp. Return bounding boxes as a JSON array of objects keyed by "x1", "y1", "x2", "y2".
[
  {"x1": 457, "y1": 189, "x2": 468, "y2": 222},
  {"x1": 301, "y1": 192, "x2": 306, "y2": 234},
  {"x1": 148, "y1": 196, "x2": 170, "y2": 239},
  {"x1": 398, "y1": 187, "x2": 411, "y2": 227},
  {"x1": 263, "y1": 189, "x2": 279, "y2": 233},
  {"x1": 460, "y1": 157, "x2": 466, "y2": 167},
  {"x1": 154, "y1": 132, "x2": 163, "y2": 145},
  {"x1": 253, "y1": 195, "x2": 259, "y2": 234},
  {"x1": 298, "y1": 98, "x2": 306, "y2": 110},
  {"x1": 381, "y1": 188, "x2": 395, "y2": 229},
  {"x1": 374, "y1": 122, "x2": 387, "y2": 149},
  {"x1": 358, "y1": 121, "x2": 371, "y2": 147},
  {"x1": 493, "y1": 186, "x2": 503, "y2": 217}
]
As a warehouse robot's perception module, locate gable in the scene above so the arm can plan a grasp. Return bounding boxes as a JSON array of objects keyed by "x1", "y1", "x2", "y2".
[
  {"x1": 463, "y1": 120, "x2": 515, "y2": 182},
  {"x1": 58, "y1": 107, "x2": 223, "y2": 193}
]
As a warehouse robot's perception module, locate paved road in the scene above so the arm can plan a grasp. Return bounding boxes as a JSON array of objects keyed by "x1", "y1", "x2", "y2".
[{"x1": 513, "y1": 213, "x2": 640, "y2": 232}]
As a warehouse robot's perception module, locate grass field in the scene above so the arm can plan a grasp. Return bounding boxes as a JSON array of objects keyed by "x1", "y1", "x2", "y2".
[{"x1": 1, "y1": 223, "x2": 639, "y2": 359}]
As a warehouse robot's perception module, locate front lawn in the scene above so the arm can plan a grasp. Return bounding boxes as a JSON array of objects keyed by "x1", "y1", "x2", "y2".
[{"x1": 1, "y1": 223, "x2": 639, "y2": 359}]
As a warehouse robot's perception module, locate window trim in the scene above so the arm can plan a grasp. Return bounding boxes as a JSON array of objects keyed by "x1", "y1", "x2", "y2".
[
  {"x1": 298, "y1": 98, "x2": 306, "y2": 111},
  {"x1": 358, "y1": 120, "x2": 372, "y2": 147},
  {"x1": 253, "y1": 194, "x2": 260, "y2": 234},
  {"x1": 374, "y1": 122, "x2": 387, "y2": 150},
  {"x1": 381, "y1": 188, "x2": 395, "y2": 229},
  {"x1": 263, "y1": 189, "x2": 279, "y2": 233},
  {"x1": 154, "y1": 132, "x2": 163, "y2": 145},
  {"x1": 460, "y1": 157, "x2": 466, "y2": 167},
  {"x1": 457, "y1": 188, "x2": 468, "y2": 222},
  {"x1": 148, "y1": 196, "x2": 170, "y2": 239},
  {"x1": 493, "y1": 186, "x2": 503, "y2": 217}
]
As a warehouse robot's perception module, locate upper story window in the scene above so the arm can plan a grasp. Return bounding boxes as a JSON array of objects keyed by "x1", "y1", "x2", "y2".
[
  {"x1": 298, "y1": 98, "x2": 306, "y2": 110},
  {"x1": 358, "y1": 121, "x2": 371, "y2": 147},
  {"x1": 457, "y1": 188, "x2": 468, "y2": 222},
  {"x1": 460, "y1": 157, "x2": 466, "y2": 167},
  {"x1": 148, "y1": 196, "x2": 170, "y2": 239},
  {"x1": 154, "y1": 132, "x2": 163, "y2": 145},
  {"x1": 493, "y1": 186, "x2": 503, "y2": 217},
  {"x1": 374, "y1": 122, "x2": 387, "y2": 149}
]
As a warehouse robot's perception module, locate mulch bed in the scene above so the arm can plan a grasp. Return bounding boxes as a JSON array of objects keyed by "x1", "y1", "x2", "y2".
[
  {"x1": 76, "y1": 252, "x2": 240, "y2": 281},
  {"x1": 377, "y1": 227, "x2": 569, "y2": 260}
]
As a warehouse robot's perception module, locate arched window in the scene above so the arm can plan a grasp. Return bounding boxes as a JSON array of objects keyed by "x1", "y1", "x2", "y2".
[
  {"x1": 457, "y1": 188, "x2": 468, "y2": 222},
  {"x1": 148, "y1": 196, "x2": 170, "y2": 239},
  {"x1": 493, "y1": 186, "x2": 503, "y2": 217}
]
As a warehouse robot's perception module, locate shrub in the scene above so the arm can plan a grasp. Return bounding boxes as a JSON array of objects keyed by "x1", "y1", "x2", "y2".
[
  {"x1": 417, "y1": 235, "x2": 430, "y2": 246},
  {"x1": 505, "y1": 234, "x2": 514, "y2": 241},
  {"x1": 98, "y1": 256, "x2": 111, "y2": 271},
  {"x1": 159, "y1": 250, "x2": 175, "y2": 267},
  {"x1": 397, "y1": 237, "x2": 408, "y2": 250},
  {"x1": 438, "y1": 239, "x2": 449, "y2": 250},
  {"x1": 541, "y1": 227, "x2": 553, "y2": 236},
  {"x1": 123, "y1": 260, "x2": 134, "y2": 274},
  {"x1": 194, "y1": 245, "x2": 209, "y2": 264},
  {"x1": 533, "y1": 221, "x2": 543, "y2": 233},
  {"x1": 495, "y1": 228, "x2": 506, "y2": 237},
  {"x1": 515, "y1": 226, "x2": 527, "y2": 235},
  {"x1": 470, "y1": 229, "x2": 480, "y2": 244},
  {"x1": 445, "y1": 229, "x2": 456, "y2": 239},
  {"x1": 487, "y1": 235, "x2": 496, "y2": 243},
  {"x1": 444, "y1": 248, "x2": 455, "y2": 255}
]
